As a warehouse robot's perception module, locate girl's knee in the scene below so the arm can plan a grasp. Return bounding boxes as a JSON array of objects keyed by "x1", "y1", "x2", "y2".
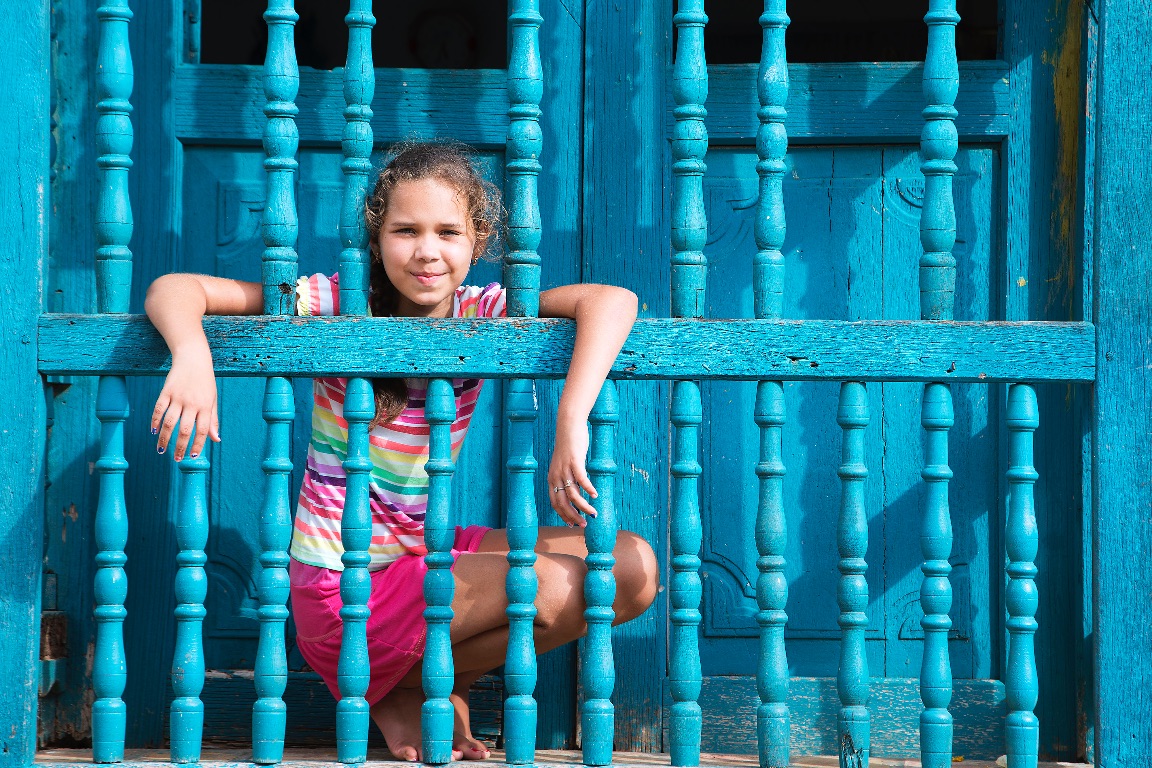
[
  {"x1": 613, "y1": 531, "x2": 659, "y2": 622},
  {"x1": 532, "y1": 553, "x2": 587, "y2": 633}
]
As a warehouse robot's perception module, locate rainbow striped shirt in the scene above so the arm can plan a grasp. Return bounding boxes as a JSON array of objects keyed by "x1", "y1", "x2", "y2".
[{"x1": 289, "y1": 273, "x2": 506, "y2": 571}]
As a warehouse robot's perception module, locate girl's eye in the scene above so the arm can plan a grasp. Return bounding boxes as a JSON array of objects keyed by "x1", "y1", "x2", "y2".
[{"x1": 441, "y1": 230, "x2": 462, "y2": 238}]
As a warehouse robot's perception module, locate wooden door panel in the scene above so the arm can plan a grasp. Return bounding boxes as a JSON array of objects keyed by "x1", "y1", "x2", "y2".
[{"x1": 697, "y1": 146, "x2": 999, "y2": 686}]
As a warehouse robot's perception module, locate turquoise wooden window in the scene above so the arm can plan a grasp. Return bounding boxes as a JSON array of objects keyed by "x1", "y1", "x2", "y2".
[{"x1": 15, "y1": 0, "x2": 1136, "y2": 767}]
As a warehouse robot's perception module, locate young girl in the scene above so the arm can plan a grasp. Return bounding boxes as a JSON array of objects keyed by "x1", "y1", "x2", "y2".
[{"x1": 145, "y1": 142, "x2": 659, "y2": 761}]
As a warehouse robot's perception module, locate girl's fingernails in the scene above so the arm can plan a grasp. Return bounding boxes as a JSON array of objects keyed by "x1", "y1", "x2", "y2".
[
  {"x1": 150, "y1": 427, "x2": 158, "y2": 435},
  {"x1": 190, "y1": 452, "x2": 199, "y2": 459},
  {"x1": 157, "y1": 446, "x2": 165, "y2": 454}
]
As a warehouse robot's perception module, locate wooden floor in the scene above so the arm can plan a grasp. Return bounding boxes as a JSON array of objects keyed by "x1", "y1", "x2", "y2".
[{"x1": 35, "y1": 747, "x2": 1091, "y2": 768}]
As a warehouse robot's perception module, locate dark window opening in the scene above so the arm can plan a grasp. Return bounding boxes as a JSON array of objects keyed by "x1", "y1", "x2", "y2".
[
  {"x1": 198, "y1": 0, "x2": 507, "y2": 69},
  {"x1": 702, "y1": 1, "x2": 999, "y2": 64}
]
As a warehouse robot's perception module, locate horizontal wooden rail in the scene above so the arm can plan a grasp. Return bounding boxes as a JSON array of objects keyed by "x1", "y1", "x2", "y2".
[
  {"x1": 176, "y1": 61, "x2": 1008, "y2": 146},
  {"x1": 39, "y1": 315, "x2": 1095, "y2": 382},
  {"x1": 702, "y1": 61, "x2": 1010, "y2": 143}
]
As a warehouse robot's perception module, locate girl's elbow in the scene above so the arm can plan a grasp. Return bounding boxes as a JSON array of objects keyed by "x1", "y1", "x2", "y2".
[{"x1": 609, "y1": 286, "x2": 639, "y2": 322}]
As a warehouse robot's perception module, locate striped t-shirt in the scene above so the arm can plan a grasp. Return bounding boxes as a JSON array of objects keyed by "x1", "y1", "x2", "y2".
[{"x1": 289, "y1": 273, "x2": 506, "y2": 571}]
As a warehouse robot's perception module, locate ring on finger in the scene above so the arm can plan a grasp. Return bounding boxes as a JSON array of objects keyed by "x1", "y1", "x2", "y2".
[{"x1": 552, "y1": 480, "x2": 573, "y2": 494}]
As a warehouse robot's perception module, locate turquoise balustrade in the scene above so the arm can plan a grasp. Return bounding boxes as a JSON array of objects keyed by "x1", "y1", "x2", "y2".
[
  {"x1": 503, "y1": 2, "x2": 544, "y2": 763},
  {"x1": 669, "y1": 2, "x2": 708, "y2": 764},
  {"x1": 60, "y1": 5, "x2": 1081, "y2": 765},
  {"x1": 171, "y1": 448, "x2": 209, "y2": 762},
  {"x1": 582, "y1": 382, "x2": 620, "y2": 767},
  {"x1": 837, "y1": 382, "x2": 871, "y2": 768},
  {"x1": 92, "y1": 1, "x2": 133, "y2": 762},
  {"x1": 422, "y1": 379, "x2": 459, "y2": 765},
  {"x1": 753, "y1": 4, "x2": 790, "y2": 767},
  {"x1": 918, "y1": 3, "x2": 961, "y2": 767}
]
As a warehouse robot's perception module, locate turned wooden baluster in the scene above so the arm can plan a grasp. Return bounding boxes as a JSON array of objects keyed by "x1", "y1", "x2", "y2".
[
  {"x1": 260, "y1": 0, "x2": 299, "y2": 317},
  {"x1": 1005, "y1": 384, "x2": 1040, "y2": 768},
  {"x1": 252, "y1": 378, "x2": 294, "y2": 764},
  {"x1": 505, "y1": 0, "x2": 543, "y2": 319},
  {"x1": 338, "y1": 379, "x2": 375, "y2": 764},
  {"x1": 669, "y1": 2, "x2": 708, "y2": 764},
  {"x1": 332, "y1": 5, "x2": 376, "y2": 762},
  {"x1": 503, "y1": 2, "x2": 544, "y2": 763},
  {"x1": 918, "y1": 2, "x2": 960, "y2": 766},
  {"x1": 92, "y1": 2, "x2": 133, "y2": 761},
  {"x1": 919, "y1": 384, "x2": 955, "y2": 768},
  {"x1": 171, "y1": 446, "x2": 209, "y2": 762},
  {"x1": 837, "y1": 382, "x2": 870, "y2": 768},
  {"x1": 920, "y1": 0, "x2": 961, "y2": 323},
  {"x1": 503, "y1": 378, "x2": 540, "y2": 764},
  {"x1": 253, "y1": 1, "x2": 302, "y2": 761},
  {"x1": 670, "y1": 381, "x2": 703, "y2": 767},
  {"x1": 421, "y1": 379, "x2": 459, "y2": 765},
  {"x1": 754, "y1": 3, "x2": 790, "y2": 767},
  {"x1": 582, "y1": 382, "x2": 620, "y2": 767}
]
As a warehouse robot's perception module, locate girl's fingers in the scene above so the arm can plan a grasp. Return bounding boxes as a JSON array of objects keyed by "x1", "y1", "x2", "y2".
[
  {"x1": 565, "y1": 483, "x2": 597, "y2": 518},
  {"x1": 574, "y1": 467, "x2": 598, "y2": 499},
  {"x1": 549, "y1": 472, "x2": 598, "y2": 524},
  {"x1": 151, "y1": 392, "x2": 172, "y2": 435},
  {"x1": 211, "y1": 415, "x2": 221, "y2": 442},
  {"x1": 188, "y1": 410, "x2": 212, "y2": 459},
  {"x1": 547, "y1": 480, "x2": 580, "y2": 526},
  {"x1": 173, "y1": 414, "x2": 197, "y2": 461},
  {"x1": 157, "y1": 403, "x2": 183, "y2": 455}
]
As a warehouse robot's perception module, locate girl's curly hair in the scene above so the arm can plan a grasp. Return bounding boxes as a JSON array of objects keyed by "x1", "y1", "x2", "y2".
[{"x1": 364, "y1": 141, "x2": 503, "y2": 427}]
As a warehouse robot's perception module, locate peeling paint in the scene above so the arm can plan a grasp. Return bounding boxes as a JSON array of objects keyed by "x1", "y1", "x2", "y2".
[{"x1": 1048, "y1": 0, "x2": 1084, "y2": 318}]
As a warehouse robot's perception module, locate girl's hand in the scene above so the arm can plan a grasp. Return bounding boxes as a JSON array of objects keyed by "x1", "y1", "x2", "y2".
[
  {"x1": 144, "y1": 274, "x2": 262, "y2": 461},
  {"x1": 547, "y1": 419, "x2": 599, "y2": 527},
  {"x1": 152, "y1": 350, "x2": 221, "y2": 461}
]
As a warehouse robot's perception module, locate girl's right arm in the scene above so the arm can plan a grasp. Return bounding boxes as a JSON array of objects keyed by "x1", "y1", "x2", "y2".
[{"x1": 144, "y1": 274, "x2": 264, "y2": 461}]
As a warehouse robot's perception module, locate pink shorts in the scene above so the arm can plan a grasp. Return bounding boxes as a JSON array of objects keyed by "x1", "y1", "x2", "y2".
[{"x1": 290, "y1": 525, "x2": 491, "y2": 705}]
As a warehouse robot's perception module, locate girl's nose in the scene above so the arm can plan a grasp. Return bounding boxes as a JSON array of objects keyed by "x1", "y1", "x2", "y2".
[{"x1": 414, "y1": 237, "x2": 439, "y2": 261}]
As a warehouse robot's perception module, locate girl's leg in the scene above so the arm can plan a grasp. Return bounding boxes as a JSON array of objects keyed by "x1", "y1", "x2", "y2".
[{"x1": 371, "y1": 527, "x2": 659, "y2": 761}]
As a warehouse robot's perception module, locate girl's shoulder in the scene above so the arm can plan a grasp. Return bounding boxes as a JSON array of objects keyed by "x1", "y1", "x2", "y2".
[
  {"x1": 297, "y1": 273, "x2": 340, "y2": 317},
  {"x1": 454, "y1": 282, "x2": 506, "y2": 319}
]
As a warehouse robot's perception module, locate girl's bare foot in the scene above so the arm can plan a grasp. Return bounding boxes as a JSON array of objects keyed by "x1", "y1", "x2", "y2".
[
  {"x1": 370, "y1": 685, "x2": 424, "y2": 761},
  {"x1": 451, "y1": 691, "x2": 491, "y2": 760}
]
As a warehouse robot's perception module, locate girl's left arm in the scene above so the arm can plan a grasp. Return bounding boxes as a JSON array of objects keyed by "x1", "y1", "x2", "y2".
[{"x1": 538, "y1": 283, "x2": 638, "y2": 526}]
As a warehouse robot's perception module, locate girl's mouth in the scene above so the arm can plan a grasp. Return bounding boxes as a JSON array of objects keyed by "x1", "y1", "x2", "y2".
[{"x1": 413, "y1": 273, "x2": 444, "y2": 285}]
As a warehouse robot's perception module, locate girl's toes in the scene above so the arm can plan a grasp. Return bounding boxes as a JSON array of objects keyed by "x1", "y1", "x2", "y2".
[
  {"x1": 458, "y1": 742, "x2": 490, "y2": 760},
  {"x1": 393, "y1": 745, "x2": 419, "y2": 762}
]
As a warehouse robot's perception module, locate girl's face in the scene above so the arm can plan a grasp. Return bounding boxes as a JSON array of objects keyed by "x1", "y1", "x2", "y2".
[{"x1": 377, "y1": 177, "x2": 476, "y2": 318}]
